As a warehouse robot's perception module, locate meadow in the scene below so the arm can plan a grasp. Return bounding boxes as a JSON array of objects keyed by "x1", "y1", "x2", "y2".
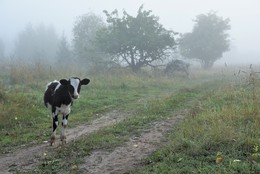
[{"x1": 0, "y1": 61, "x2": 259, "y2": 173}]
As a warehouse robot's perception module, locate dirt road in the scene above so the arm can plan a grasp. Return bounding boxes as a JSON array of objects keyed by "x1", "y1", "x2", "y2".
[
  {"x1": 0, "y1": 110, "x2": 129, "y2": 173},
  {"x1": 0, "y1": 109, "x2": 186, "y2": 174},
  {"x1": 80, "y1": 114, "x2": 185, "y2": 174}
]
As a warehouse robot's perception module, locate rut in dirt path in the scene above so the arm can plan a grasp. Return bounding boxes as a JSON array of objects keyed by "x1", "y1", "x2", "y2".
[
  {"x1": 0, "y1": 110, "x2": 130, "y2": 174},
  {"x1": 78, "y1": 113, "x2": 186, "y2": 174}
]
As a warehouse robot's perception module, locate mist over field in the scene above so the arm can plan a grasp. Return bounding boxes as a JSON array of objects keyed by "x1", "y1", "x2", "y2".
[
  {"x1": 1, "y1": 1, "x2": 260, "y2": 173},
  {"x1": 0, "y1": 0, "x2": 259, "y2": 67}
]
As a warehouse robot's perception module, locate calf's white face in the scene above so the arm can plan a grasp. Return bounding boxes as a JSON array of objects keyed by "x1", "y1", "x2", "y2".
[
  {"x1": 70, "y1": 78, "x2": 81, "y2": 99},
  {"x1": 57, "y1": 77, "x2": 90, "y2": 100}
]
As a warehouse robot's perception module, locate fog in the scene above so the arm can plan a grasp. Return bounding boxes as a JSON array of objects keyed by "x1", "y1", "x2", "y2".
[{"x1": 1, "y1": 0, "x2": 260, "y2": 65}]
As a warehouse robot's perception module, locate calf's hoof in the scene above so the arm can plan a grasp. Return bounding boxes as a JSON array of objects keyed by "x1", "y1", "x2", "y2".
[
  {"x1": 60, "y1": 135, "x2": 67, "y2": 145},
  {"x1": 50, "y1": 136, "x2": 55, "y2": 146}
]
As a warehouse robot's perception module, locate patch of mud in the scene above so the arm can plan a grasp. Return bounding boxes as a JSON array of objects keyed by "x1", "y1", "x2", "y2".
[
  {"x1": 79, "y1": 114, "x2": 186, "y2": 174},
  {"x1": 0, "y1": 110, "x2": 130, "y2": 174}
]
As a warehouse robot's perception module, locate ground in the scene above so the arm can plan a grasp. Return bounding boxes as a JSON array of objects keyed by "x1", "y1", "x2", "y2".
[{"x1": 0, "y1": 108, "x2": 186, "y2": 174}]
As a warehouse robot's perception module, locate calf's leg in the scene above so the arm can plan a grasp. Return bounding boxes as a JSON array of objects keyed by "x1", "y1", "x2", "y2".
[
  {"x1": 61, "y1": 114, "x2": 69, "y2": 144},
  {"x1": 50, "y1": 114, "x2": 58, "y2": 146}
]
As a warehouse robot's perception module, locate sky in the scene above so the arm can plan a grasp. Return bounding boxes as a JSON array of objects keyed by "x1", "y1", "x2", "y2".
[{"x1": 1, "y1": 0, "x2": 260, "y2": 65}]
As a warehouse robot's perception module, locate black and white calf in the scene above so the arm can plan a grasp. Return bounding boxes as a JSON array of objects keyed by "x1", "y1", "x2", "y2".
[{"x1": 44, "y1": 77, "x2": 90, "y2": 145}]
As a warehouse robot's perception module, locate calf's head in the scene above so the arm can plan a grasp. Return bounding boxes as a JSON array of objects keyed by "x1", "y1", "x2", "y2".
[{"x1": 60, "y1": 77, "x2": 90, "y2": 99}]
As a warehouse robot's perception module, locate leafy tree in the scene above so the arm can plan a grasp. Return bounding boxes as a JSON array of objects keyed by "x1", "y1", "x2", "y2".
[
  {"x1": 73, "y1": 12, "x2": 106, "y2": 66},
  {"x1": 179, "y1": 12, "x2": 230, "y2": 69},
  {"x1": 96, "y1": 5, "x2": 176, "y2": 72},
  {"x1": 56, "y1": 34, "x2": 72, "y2": 63},
  {"x1": 14, "y1": 23, "x2": 59, "y2": 63}
]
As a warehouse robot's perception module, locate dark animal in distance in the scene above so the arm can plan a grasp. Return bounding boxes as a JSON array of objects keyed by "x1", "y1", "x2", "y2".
[
  {"x1": 164, "y1": 59, "x2": 190, "y2": 78},
  {"x1": 44, "y1": 77, "x2": 90, "y2": 145}
]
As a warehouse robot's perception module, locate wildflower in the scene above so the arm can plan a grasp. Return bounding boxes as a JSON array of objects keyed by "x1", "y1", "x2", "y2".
[
  {"x1": 216, "y1": 157, "x2": 224, "y2": 164},
  {"x1": 71, "y1": 164, "x2": 78, "y2": 170}
]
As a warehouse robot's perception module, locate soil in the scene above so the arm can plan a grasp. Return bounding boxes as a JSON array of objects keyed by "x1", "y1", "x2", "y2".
[
  {"x1": 79, "y1": 114, "x2": 185, "y2": 174},
  {"x1": 0, "y1": 109, "x2": 186, "y2": 174}
]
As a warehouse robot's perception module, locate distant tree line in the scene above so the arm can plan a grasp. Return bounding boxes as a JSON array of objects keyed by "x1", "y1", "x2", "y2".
[
  {"x1": 1, "y1": 6, "x2": 230, "y2": 70},
  {"x1": 14, "y1": 23, "x2": 59, "y2": 63}
]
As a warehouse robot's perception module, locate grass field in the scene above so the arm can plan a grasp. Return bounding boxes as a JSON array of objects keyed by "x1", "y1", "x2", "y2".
[
  {"x1": 134, "y1": 78, "x2": 260, "y2": 173},
  {"x1": 0, "y1": 62, "x2": 259, "y2": 173}
]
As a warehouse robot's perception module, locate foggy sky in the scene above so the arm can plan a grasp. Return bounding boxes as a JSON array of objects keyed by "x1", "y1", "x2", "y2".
[{"x1": 1, "y1": 0, "x2": 260, "y2": 65}]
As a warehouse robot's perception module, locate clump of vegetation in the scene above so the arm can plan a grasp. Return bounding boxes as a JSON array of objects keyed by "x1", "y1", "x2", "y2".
[{"x1": 0, "y1": 83, "x2": 5, "y2": 102}]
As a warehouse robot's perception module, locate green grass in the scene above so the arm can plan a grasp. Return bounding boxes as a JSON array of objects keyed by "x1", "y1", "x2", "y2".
[
  {"x1": 133, "y1": 80, "x2": 260, "y2": 174},
  {"x1": 0, "y1": 86, "x2": 49, "y2": 153}
]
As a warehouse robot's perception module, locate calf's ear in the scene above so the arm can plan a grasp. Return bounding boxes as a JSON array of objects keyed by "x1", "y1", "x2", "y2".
[
  {"x1": 60, "y1": 79, "x2": 70, "y2": 85},
  {"x1": 81, "y1": 78, "x2": 90, "y2": 85}
]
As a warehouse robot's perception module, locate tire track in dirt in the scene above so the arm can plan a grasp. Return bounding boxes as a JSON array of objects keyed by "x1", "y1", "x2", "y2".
[
  {"x1": 78, "y1": 112, "x2": 186, "y2": 174},
  {"x1": 0, "y1": 110, "x2": 130, "y2": 174}
]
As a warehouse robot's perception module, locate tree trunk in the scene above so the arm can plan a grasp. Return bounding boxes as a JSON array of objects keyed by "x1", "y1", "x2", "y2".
[{"x1": 201, "y1": 60, "x2": 214, "y2": 69}]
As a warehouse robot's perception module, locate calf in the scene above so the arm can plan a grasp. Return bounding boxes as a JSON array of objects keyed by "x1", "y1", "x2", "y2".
[{"x1": 44, "y1": 77, "x2": 90, "y2": 145}]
